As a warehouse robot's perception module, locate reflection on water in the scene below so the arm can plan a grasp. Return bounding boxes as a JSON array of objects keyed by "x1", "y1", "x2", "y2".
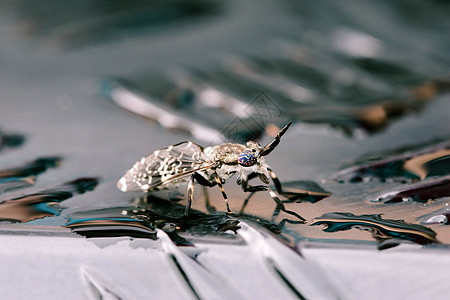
[
  {"x1": 65, "y1": 194, "x2": 301, "y2": 245},
  {"x1": 277, "y1": 181, "x2": 331, "y2": 203},
  {"x1": 374, "y1": 177, "x2": 450, "y2": 204},
  {"x1": 100, "y1": 77, "x2": 263, "y2": 144},
  {"x1": 418, "y1": 207, "x2": 450, "y2": 225},
  {"x1": 0, "y1": 0, "x2": 221, "y2": 50},
  {"x1": 0, "y1": 177, "x2": 35, "y2": 194},
  {"x1": 0, "y1": 157, "x2": 61, "y2": 193},
  {"x1": 67, "y1": 214, "x2": 158, "y2": 240},
  {"x1": 0, "y1": 0, "x2": 449, "y2": 253},
  {"x1": 0, "y1": 132, "x2": 24, "y2": 152},
  {"x1": 220, "y1": 56, "x2": 447, "y2": 136},
  {"x1": 108, "y1": 64, "x2": 446, "y2": 138},
  {"x1": 335, "y1": 138, "x2": 450, "y2": 183},
  {"x1": 0, "y1": 157, "x2": 61, "y2": 180},
  {"x1": 311, "y1": 212, "x2": 438, "y2": 250},
  {"x1": 0, "y1": 178, "x2": 98, "y2": 223}
]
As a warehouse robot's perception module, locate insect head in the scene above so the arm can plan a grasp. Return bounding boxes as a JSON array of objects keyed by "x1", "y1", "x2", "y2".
[{"x1": 238, "y1": 141, "x2": 261, "y2": 167}]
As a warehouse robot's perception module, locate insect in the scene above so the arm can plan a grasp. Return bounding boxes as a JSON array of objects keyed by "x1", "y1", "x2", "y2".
[{"x1": 117, "y1": 121, "x2": 306, "y2": 222}]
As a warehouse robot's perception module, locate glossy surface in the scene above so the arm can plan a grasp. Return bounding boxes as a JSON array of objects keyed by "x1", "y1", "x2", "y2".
[{"x1": 1, "y1": 0, "x2": 450, "y2": 298}]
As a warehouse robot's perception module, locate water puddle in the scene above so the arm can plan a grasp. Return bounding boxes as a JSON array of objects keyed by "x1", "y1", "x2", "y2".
[
  {"x1": 2, "y1": 0, "x2": 221, "y2": 50},
  {"x1": 418, "y1": 207, "x2": 450, "y2": 225},
  {"x1": 0, "y1": 157, "x2": 61, "y2": 179},
  {"x1": 59, "y1": 167, "x2": 450, "y2": 251},
  {"x1": 311, "y1": 212, "x2": 438, "y2": 250},
  {"x1": 277, "y1": 181, "x2": 331, "y2": 203},
  {"x1": 1, "y1": 0, "x2": 449, "y2": 256},
  {"x1": 0, "y1": 177, "x2": 98, "y2": 223},
  {"x1": 0, "y1": 177, "x2": 35, "y2": 194},
  {"x1": 66, "y1": 208, "x2": 158, "y2": 240},
  {"x1": 65, "y1": 193, "x2": 303, "y2": 246},
  {"x1": 373, "y1": 177, "x2": 450, "y2": 204},
  {"x1": 100, "y1": 77, "x2": 265, "y2": 143},
  {"x1": 0, "y1": 157, "x2": 61, "y2": 193},
  {"x1": 0, "y1": 132, "x2": 25, "y2": 152},
  {"x1": 335, "y1": 138, "x2": 450, "y2": 183}
]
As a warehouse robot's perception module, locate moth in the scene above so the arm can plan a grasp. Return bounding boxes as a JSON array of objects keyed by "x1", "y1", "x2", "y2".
[{"x1": 118, "y1": 122, "x2": 305, "y2": 222}]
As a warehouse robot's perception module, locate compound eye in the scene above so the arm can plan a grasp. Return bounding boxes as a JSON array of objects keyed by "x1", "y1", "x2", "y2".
[{"x1": 238, "y1": 151, "x2": 257, "y2": 167}]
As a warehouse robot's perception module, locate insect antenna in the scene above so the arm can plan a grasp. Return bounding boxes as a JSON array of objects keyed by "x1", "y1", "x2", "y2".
[{"x1": 258, "y1": 121, "x2": 292, "y2": 157}]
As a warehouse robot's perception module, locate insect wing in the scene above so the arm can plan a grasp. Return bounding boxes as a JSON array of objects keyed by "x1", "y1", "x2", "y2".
[{"x1": 117, "y1": 141, "x2": 211, "y2": 192}]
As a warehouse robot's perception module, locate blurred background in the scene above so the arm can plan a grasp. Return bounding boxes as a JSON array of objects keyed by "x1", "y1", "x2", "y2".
[{"x1": 0, "y1": 0, "x2": 450, "y2": 298}]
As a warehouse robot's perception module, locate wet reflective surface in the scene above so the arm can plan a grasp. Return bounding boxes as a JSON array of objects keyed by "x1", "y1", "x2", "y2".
[
  {"x1": 0, "y1": 0, "x2": 220, "y2": 51},
  {"x1": 311, "y1": 212, "x2": 438, "y2": 250},
  {"x1": 0, "y1": 131, "x2": 24, "y2": 152},
  {"x1": 1, "y1": 0, "x2": 450, "y2": 298},
  {"x1": 374, "y1": 177, "x2": 450, "y2": 204},
  {"x1": 0, "y1": 178, "x2": 98, "y2": 223},
  {"x1": 0, "y1": 0, "x2": 448, "y2": 242},
  {"x1": 418, "y1": 207, "x2": 450, "y2": 225},
  {"x1": 0, "y1": 157, "x2": 61, "y2": 193},
  {"x1": 65, "y1": 194, "x2": 297, "y2": 244},
  {"x1": 335, "y1": 138, "x2": 450, "y2": 183}
]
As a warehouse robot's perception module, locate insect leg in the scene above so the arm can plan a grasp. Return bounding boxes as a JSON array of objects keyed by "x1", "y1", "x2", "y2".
[
  {"x1": 187, "y1": 173, "x2": 217, "y2": 216},
  {"x1": 241, "y1": 176, "x2": 270, "y2": 193},
  {"x1": 238, "y1": 173, "x2": 263, "y2": 213},
  {"x1": 266, "y1": 189, "x2": 307, "y2": 223},
  {"x1": 266, "y1": 166, "x2": 288, "y2": 219},
  {"x1": 203, "y1": 186, "x2": 216, "y2": 213},
  {"x1": 185, "y1": 174, "x2": 195, "y2": 218},
  {"x1": 241, "y1": 177, "x2": 306, "y2": 223},
  {"x1": 239, "y1": 191, "x2": 256, "y2": 214},
  {"x1": 213, "y1": 173, "x2": 231, "y2": 213},
  {"x1": 266, "y1": 166, "x2": 283, "y2": 194},
  {"x1": 192, "y1": 172, "x2": 216, "y2": 187},
  {"x1": 192, "y1": 173, "x2": 217, "y2": 213}
]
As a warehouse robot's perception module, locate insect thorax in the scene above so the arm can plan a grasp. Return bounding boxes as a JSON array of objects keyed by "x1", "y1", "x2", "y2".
[
  {"x1": 204, "y1": 143, "x2": 245, "y2": 165},
  {"x1": 204, "y1": 143, "x2": 265, "y2": 182}
]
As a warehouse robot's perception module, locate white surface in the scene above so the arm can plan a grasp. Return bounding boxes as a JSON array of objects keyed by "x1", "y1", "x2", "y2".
[
  {"x1": 1, "y1": 229, "x2": 449, "y2": 299},
  {"x1": 302, "y1": 244, "x2": 450, "y2": 300}
]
